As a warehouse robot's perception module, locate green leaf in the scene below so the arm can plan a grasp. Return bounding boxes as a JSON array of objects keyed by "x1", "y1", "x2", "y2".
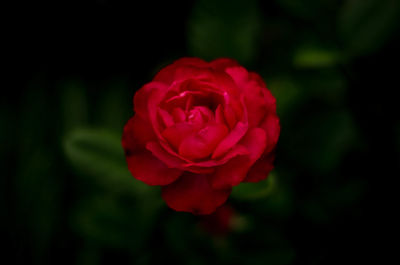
[
  {"x1": 65, "y1": 128, "x2": 164, "y2": 250},
  {"x1": 293, "y1": 48, "x2": 343, "y2": 68},
  {"x1": 63, "y1": 128, "x2": 152, "y2": 195},
  {"x1": 232, "y1": 173, "x2": 276, "y2": 200},
  {"x1": 338, "y1": 0, "x2": 400, "y2": 56},
  {"x1": 71, "y1": 194, "x2": 163, "y2": 250},
  {"x1": 188, "y1": 0, "x2": 261, "y2": 64}
]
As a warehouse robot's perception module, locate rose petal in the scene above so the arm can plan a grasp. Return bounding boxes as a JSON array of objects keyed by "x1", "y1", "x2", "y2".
[
  {"x1": 199, "y1": 71, "x2": 241, "y2": 101},
  {"x1": 260, "y1": 113, "x2": 280, "y2": 153},
  {"x1": 164, "y1": 87, "x2": 204, "y2": 107},
  {"x1": 210, "y1": 58, "x2": 240, "y2": 72},
  {"x1": 134, "y1": 81, "x2": 168, "y2": 120},
  {"x1": 187, "y1": 108, "x2": 205, "y2": 125},
  {"x1": 161, "y1": 123, "x2": 196, "y2": 150},
  {"x1": 126, "y1": 151, "x2": 182, "y2": 186},
  {"x1": 249, "y1": 72, "x2": 267, "y2": 88},
  {"x1": 211, "y1": 155, "x2": 251, "y2": 189},
  {"x1": 159, "y1": 139, "x2": 193, "y2": 163},
  {"x1": 179, "y1": 123, "x2": 229, "y2": 160},
  {"x1": 173, "y1": 57, "x2": 209, "y2": 67},
  {"x1": 212, "y1": 121, "x2": 248, "y2": 159},
  {"x1": 261, "y1": 86, "x2": 277, "y2": 113},
  {"x1": 146, "y1": 141, "x2": 213, "y2": 174},
  {"x1": 224, "y1": 66, "x2": 249, "y2": 88},
  {"x1": 158, "y1": 108, "x2": 174, "y2": 128},
  {"x1": 161, "y1": 172, "x2": 231, "y2": 215},
  {"x1": 122, "y1": 115, "x2": 156, "y2": 152},
  {"x1": 244, "y1": 93, "x2": 268, "y2": 127},
  {"x1": 146, "y1": 141, "x2": 185, "y2": 168},
  {"x1": 225, "y1": 67, "x2": 269, "y2": 127},
  {"x1": 171, "y1": 107, "x2": 187, "y2": 123},
  {"x1": 215, "y1": 104, "x2": 225, "y2": 124},
  {"x1": 148, "y1": 85, "x2": 172, "y2": 138},
  {"x1": 193, "y1": 106, "x2": 215, "y2": 123},
  {"x1": 211, "y1": 128, "x2": 267, "y2": 189},
  {"x1": 223, "y1": 104, "x2": 237, "y2": 130},
  {"x1": 154, "y1": 58, "x2": 209, "y2": 85},
  {"x1": 184, "y1": 145, "x2": 249, "y2": 168},
  {"x1": 244, "y1": 153, "x2": 275, "y2": 182}
]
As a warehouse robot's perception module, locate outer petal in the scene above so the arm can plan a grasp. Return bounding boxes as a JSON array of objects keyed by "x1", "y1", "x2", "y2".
[
  {"x1": 126, "y1": 151, "x2": 182, "y2": 186},
  {"x1": 122, "y1": 115, "x2": 156, "y2": 153},
  {"x1": 134, "y1": 81, "x2": 169, "y2": 120},
  {"x1": 261, "y1": 85, "x2": 277, "y2": 113},
  {"x1": 173, "y1": 57, "x2": 209, "y2": 67},
  {"x1": 260, "y1": 113, "x2": 280, "y2": 153},
  {"x1": 248, "y1": 72, "x2": 267, "y2": 88},
  {"x1": 148, "y1": 84, "x2": 174, "y2": 138},
  {"x1": 244, "y1": 94, "x2": 268, "y2": 127},
  {"x1": 161, "y1": 172, "x2": 231, "y2": 215},
  {"x1": 225, "y1": 66, "x2": 269, "y2": 127},
  {"x1": 211, "y1": 128, "x2": 267, "y2": 189},
  {"x1": 224, "y1": 66, "x2": 249, "y2": 88},
  {"x1": 122, "y1": 116, "x2": 182, "y2": 186},
  {"x1": 146, "y1": 141, "x2": 186, "y2": 169},
  {"x1": 210, "y1": 58, "x2": 240, "y2": 72},
  {"x1": 154, "y1": 58, "x2": 209, "y2": 85},
  {"x1": 244, "y1": 152, "x2": 275, "y2": 182}
]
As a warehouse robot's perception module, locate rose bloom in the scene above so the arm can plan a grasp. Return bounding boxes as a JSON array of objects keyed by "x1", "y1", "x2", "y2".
[{"x1": 122, "y1": 58, "x2": 280, "y2": 214}]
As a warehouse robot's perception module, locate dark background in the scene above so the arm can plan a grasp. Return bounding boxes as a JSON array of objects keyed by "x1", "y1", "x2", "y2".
[{"x1": 2, "y1": 0, "x2": 399, "y2": 264}]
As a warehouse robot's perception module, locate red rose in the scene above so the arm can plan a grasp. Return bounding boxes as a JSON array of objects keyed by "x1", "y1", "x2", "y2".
[{"x1": 122, "y1": 58, "x2": 280, "y2": 214}]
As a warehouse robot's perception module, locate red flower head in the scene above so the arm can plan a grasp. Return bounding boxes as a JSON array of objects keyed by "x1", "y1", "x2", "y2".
[{"x1": 122, "y1": 58, "x2": 280, "y2": 214}]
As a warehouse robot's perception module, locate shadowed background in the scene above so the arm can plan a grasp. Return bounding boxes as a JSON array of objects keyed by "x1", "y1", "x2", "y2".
[{"x1": 2, "y1": 0, "x2": 399, "y2": 264}]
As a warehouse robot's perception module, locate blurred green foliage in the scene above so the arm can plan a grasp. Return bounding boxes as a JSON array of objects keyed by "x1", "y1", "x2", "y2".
[
  {"x1": 338, "y1": 0, "x2": 400, "y2": 56},
  {"x1": 232, "y1": 173, "x2": 276, "y2": 200},
  {"x1": 3, "y1": 0, "x2": 399, "y2": 264},
  {"x1": 188, "y1": 0, "x2": 261, "y2": 63}
]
